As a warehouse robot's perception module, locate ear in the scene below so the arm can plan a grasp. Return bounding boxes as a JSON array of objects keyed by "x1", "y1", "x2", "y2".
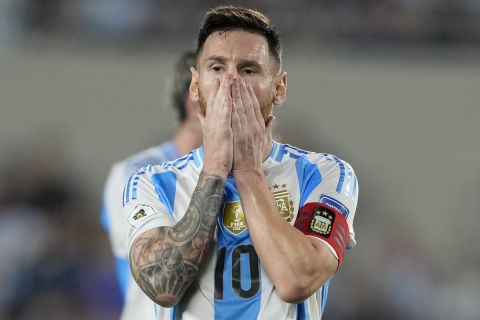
[
  {"x1": 273, "y1": 72, "x2": 287, "y2": 106},
  {"x1": 189, "y1": 66, "x2": 199, "y2": 102}
]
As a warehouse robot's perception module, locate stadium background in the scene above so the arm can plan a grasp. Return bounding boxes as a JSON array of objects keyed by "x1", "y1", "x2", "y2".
[{"x1": 0, "y1": 1, "x2": 479, "y2": 319}]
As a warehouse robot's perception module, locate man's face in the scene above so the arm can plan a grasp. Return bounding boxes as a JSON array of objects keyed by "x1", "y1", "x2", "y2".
[{"x1": 191, "y1": 31, "x2": 280, "y2": 121}]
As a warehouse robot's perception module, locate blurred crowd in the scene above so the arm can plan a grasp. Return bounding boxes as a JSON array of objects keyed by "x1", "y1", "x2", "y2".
[
  {"x1": 0, "y1": 145, "x2": 121, "y2": 319},
  {"x1": 4, "y1": 0, "x2": 480, "y2": 46}
]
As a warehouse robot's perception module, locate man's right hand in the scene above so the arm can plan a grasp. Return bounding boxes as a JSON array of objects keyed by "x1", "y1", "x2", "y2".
[{"x1": 199, "y1": 75, "x2": 234, "y2": 178}]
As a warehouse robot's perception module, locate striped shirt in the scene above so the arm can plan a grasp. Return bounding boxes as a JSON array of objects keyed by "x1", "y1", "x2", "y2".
[{"x1": 124, "y1": 141, "x2": 358, "y2": 320}]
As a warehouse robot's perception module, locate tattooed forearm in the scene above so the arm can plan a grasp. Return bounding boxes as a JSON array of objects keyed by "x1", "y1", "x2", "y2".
[{"x1": 129, "y1": 172, "x2": 226, "y2": 307}]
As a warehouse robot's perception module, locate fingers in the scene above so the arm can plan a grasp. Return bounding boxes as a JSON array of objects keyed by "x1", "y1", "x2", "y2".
[
  {"x1": 206, "y1": 78, "x2": 221, "y2": 116},
  {"x1": 231, "y1": 100, "x2": 241, "y2": 135},
  {"x1": 221, "y1": 78, "x2": 233, "y2": 127},
  {"x1": 238, "y1": 79, "x2": 254, "y2": 122},
  {"x1": 233, "y1": 79, "x2": 247, "y2": 125},
  {"x1": 246, "y1": 83, "x2": 264, "y2": 124},
  {"x1": 238, "y1": 79, "x2": 263, "y2": 126},
  {"x1": 205, "y1": 76, "x2": 232, "y2": 125}
]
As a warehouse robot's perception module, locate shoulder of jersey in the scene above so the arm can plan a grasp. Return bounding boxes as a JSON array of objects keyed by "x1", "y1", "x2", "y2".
[
  {"x1": 273, "y1": 143, "x2": 354, "y2": 171},
  {"x1": 133, "y1": 148, "x2": 201, "y2": 177}
]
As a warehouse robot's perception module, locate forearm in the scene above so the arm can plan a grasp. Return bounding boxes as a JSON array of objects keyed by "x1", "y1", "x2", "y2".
[
  {"x1": 235, "y1": 170, "x2": 336, "y2": 302},
  {"x1": 129, "y1": 172, "x2": 226, "y2": 307}
]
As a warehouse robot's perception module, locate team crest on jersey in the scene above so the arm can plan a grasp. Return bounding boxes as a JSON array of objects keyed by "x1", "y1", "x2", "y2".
[
  {"x1": 271, "y1": 184, "x2": 295, "y2": 222},
  {"x1": 223, "y1": 201, "x2": 247, "y2": 235},
  {"x1": 309, "y1": 206, "x2": 335, "y2": 237}
]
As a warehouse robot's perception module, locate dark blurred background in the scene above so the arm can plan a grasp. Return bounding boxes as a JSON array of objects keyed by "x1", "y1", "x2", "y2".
[{"x1": 0, "y1": 1, "x2": 479, "y2": 319}]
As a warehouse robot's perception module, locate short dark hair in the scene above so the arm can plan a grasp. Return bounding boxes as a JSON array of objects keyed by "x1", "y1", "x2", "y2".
[
  {"x1": 196, "y1": 6, "x2": 282, "y2": 69},
  {"x1": 170, "y1": 51, "x2": 196, "y2": 122}
]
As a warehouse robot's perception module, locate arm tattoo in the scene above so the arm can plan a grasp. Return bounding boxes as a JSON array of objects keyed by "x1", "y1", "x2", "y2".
[{"x1": 130, "y1": 172, "x2": 225, "y2": 306}]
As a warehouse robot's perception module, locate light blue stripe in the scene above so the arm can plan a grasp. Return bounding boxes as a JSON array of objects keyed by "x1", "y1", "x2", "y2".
[
  {"x1": 125, "y1": 174, "x2": 133, "y2": 203},
  {"x1": 193, "y1": 149, "x2": 201, "y2": 168},
  {"x1": 176, "y1": 154, "x2": 194, "y2": 170},
  {"x1": 285, "y1": 144, "x2": 309, "y2": 154},
  {"x1": 295, "y1": 157, "x2": 323, "y2": 208},
  {"x1": 190, "y1": 146, "x2": 204, "y2": 166},
  {"x1": 240, "y1": 253, "x2": 251, "y2": 290},
  {"x1": 275, "y1": 144, "x2": 286, "y2": 162},
  {"x1": 287, "y1": 153, "x2": 301, "y2": 160},
  {"x1": 352, "y1": 174, "x2": 358, "y2": 198},
  {"x1": 132, "y1": 176, "x2": 140, "y2": 200},
  {"x1": 151, "y1": 172, "x2": 177, "y2": 217},
  {"x1": 332, "y1": 156, "x2": 345, "y2": 193},
  {"x1": 345, "y1": 170, "x2": 352, "y2": 196},
  {"x1": 215, "y1": 178, "x2": 261, "y2": 320},
  {"x1": 131, "y1": 171, "x2": 148, "y2": 201},
  {"x1": 122, "y1": 183, "x2": 126, "y2": 206},
  {"x1": 171, "y1": 306, "x2": 176, "y2": 320},
  {"x1": 323, "y1": 154, "x2": 346, "y2": 193},
  {"x1": 269, "y1": 141, "x2": 279, "y2": 160},
  {"x1": 115, "y1": 257, "x2": 130, "y2": 301},
  {"x1": 173, "y1": 153, "x2": 190, "y2": 165}
]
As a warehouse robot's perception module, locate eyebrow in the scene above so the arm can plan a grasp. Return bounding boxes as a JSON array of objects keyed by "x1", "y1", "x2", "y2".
[{"x1": 205, "y1": 55, "x2": 264, "y2": 70}]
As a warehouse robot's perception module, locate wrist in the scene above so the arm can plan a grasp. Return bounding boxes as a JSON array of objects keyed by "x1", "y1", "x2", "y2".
[
  {"x1": 233, "y1": 168, "x2": 264, "y2": 183},
  {"x1": 202, "y1": 165, "x2": 229, "y2": 179}
]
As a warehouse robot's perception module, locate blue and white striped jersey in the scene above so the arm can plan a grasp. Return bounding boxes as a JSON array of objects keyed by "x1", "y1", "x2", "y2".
[
  {"x1": 101, "y1": 141, "x2": 180, "y2": 320},
  {"x1": 124, "y1": 141, "x2": 358, "y2": 320}
]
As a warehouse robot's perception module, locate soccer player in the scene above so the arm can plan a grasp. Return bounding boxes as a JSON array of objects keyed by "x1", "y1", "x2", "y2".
[
  {"x1": 101, "y1": 51, "x2": 202, "y2": 320},
  {"x1": 125, "y1": 6, "x2": 358, "y2": 319}
]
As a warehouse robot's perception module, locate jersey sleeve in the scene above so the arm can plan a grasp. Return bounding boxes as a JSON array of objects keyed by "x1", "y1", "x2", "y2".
[
  {"x1": 102, "y1": 162, "x2": 130, "y2": 258},
  {"x1": 294, "y1": 153, "x2": 359, "y2": 266},
  {"x1": 123, "y1": 168, "x2": 177, "y2": 253}
]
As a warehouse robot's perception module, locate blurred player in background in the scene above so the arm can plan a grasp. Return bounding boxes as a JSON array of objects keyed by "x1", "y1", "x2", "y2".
[
  {"x1": 124, "y1": 6, "x2": 359, "y2": 319},
  {"x1": 101, "y1": 51, "x2": 202, "y2": 320}
]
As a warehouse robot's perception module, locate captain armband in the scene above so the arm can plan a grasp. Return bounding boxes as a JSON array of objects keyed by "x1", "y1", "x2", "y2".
[{"x1": 294, "y1": 202, "x2": 350, "y2": 269}]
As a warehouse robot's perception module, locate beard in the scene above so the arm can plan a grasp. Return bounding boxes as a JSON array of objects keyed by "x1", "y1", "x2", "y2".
[{"x1": 198, "y1": 87, "x2": 275, "y2": 122}]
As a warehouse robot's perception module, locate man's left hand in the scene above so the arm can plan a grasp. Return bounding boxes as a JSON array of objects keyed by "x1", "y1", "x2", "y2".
[{"x1": 231, "y1": 78, "x2": 272, "y2": 176}]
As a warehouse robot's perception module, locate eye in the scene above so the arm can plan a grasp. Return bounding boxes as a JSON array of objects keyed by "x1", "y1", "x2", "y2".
[
  {"x1": 211, "y1": 64, "x2": 224, "y2": 72},
  {"x1": 242, "y1": 68, "x2": 255, "y2": 75}
]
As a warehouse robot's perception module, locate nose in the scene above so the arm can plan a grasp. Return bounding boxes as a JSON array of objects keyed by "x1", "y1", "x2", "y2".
[{"x1": 226, "y1": 66, "x2": 239, "y2": 80}]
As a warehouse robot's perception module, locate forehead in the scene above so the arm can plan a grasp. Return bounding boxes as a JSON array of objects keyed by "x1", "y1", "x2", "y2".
[{"x1": 198, "y1": 31, "x2": 270, "y2": 66}]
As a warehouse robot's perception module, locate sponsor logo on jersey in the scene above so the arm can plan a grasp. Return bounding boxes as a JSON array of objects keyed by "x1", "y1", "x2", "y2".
[
  {"x1": 128, "y1": 205, "x2": 159, "y2": 228},
  {"x1": 271, "y1": 183, "x2": 294, "y2": 222},
  {"x1": 319, "y1": 194, "x2": 349, "y2": 218},
  {"x1": 223, "y1": 201, "x2": 247, "y2": 235},
  {"x1": 309, "y1": 206, "x2": 335, "y2": 237},
  {"x1": 133, "y1": 209, "x2": 147, "y2": 220}
]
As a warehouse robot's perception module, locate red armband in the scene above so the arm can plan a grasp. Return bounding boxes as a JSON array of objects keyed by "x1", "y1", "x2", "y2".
[{"x1": 294, "y1": 202, "x2": 350, "y2": 268}]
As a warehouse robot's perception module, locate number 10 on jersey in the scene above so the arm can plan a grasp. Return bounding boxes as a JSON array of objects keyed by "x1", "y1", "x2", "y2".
[{"x1": 214, "y1": 245, "x2": 261, "y2": 300}]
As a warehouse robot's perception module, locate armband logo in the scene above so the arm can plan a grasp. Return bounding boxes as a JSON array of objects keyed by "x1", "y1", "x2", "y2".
[
  {"x1": 128, "y1": 205, "x2": 159, "y2": 227},
  {"x1": 270, "y1": 183, "x2": 295, "y2": 222},
  {"x1": 309, "y1": 206, "x2": 335, "y2": 237}
]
